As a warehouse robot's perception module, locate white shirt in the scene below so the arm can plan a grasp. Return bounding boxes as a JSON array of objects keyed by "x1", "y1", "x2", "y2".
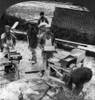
[{"x1": 45, "y1": 38, "x2": 52, "y2": 46}]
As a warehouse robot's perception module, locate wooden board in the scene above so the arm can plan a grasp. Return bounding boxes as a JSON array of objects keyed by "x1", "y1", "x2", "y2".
[
  {"x1": 56, "y1": 38, "x2": 95, "y2": 53},
  {"x1": 49, "y1": 64, "x2": 70, "y2": 73},
  {"x1": 48, "y1": 76, "x2": 65, "y2": 85}
]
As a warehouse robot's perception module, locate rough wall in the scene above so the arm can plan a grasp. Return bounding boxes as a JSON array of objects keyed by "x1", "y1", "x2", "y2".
[
  {"x1": 0, "y1": 0, "x2": 95, "y2": 18},
  {"x1": 51, "y1": 7, "x2": 95, "y2": 45}
]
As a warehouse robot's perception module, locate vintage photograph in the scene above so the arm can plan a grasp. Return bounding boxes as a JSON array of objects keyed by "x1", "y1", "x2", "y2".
[{"x1": 0, "y1": 0, "x2": 95, "y2": 100}]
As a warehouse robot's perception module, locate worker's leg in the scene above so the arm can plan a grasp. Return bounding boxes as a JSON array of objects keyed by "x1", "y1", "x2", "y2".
[
  {"x1": 73, "y1": 84, "x2": 83, "y2": 95},
  {"x1": 32, "y1": 49, "x2": 37, "y2": 62},
  {"x1": 4, "y1": 47, "x2": 9, "y2": 53},
  {"x1": 31, "y1": 48, "x2": 37, "y2": 62},
  {"x1": 40, "y1": 51, "x2": 47, "y2": 77},
  {"x1": 43, "y1": 52, "x2": 47, "y2": 70},
  {"x1": 43, "y1": 52, "x2": 51, "y2": 77}
]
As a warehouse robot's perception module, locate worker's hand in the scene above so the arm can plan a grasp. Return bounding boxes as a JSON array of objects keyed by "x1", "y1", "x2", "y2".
[
  {"x1": 3, "y1": 44, "x2": 8, "y2": 48},
  {"x1": 54, "y1": 43, "x2": 57, "y2": 48},
  {"x1": 38, "y1": 43, "x2": 41, "y2": 48},
  {"x1": 37, "y1": 34, "x2": 40, "y2": 38},
  {"x1": 9, "y1": 46, "x2": 15, "y2": 50}
]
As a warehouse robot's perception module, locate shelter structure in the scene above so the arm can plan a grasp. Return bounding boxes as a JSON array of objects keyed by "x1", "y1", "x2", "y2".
[{"x1": 51, "y1": 7, "x2": 95, "y2": 45}]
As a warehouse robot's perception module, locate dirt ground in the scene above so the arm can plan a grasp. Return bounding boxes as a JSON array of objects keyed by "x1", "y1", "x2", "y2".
[
  {"x1": 0, "y1": 41, "x2": 95, "y2": 100},
  {"x1": 16, "y1": 41, "x2": 95, "y2": 100}
]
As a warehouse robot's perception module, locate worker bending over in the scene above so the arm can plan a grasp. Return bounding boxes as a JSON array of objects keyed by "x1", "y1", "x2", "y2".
[{"x1": 1, "y1": 25, "x2": 16, "y2": 53}]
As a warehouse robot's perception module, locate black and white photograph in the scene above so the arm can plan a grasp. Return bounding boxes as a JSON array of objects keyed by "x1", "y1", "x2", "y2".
[{"x1": 0, "y1": 0, "x2": 95, "y2": 100}]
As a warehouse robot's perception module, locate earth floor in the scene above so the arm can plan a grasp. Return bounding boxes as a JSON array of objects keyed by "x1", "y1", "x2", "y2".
[{"x1": 0, "y1": 41, "x2": 95, "y2": 100}]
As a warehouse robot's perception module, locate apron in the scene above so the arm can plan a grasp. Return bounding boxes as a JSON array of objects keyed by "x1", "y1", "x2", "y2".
[
  {"x1": 45, "y1": 38, "x2": 52, "y2": 46},
  {"x1": 6, "y1": 36, "x2": 13, "y2": 47},
  {"x1": 44, "y1": 38, "x2": 55, "y2": 52},
  {"x1": 4, "y1": 36, "x2": 13, "y2": 53}
]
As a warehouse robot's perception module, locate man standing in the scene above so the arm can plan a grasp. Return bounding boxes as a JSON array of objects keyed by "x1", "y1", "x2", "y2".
[
  {"x1": 1, "y1": 25, "x2": 16, "y2": 53},
  {"x1": 37, "y1": 23, "x2": 48, "y2": 48},
  {"x1": 27, "y1": 24, "x2": 38, "y2": 63},
  {"x1": 38, "y1": 12, "x2": 49, "y2": 25},
  {"x1": 40, "y1": 26, "x2": 56, "y2": 76}
]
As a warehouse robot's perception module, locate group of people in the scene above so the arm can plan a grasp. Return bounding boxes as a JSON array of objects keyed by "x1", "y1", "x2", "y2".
[
  {"x1": 27, "y1": 12, "x2": 56, "y2": 76},
  {"x1": 0, "y1": 12, "x2": 56, "y2": 75},
  {"x1": 27, "y1": 12, "x2": 56, "y2": 63},
  {"x1": 0, "y1": 12, "x2": 93, "y2": 95}
]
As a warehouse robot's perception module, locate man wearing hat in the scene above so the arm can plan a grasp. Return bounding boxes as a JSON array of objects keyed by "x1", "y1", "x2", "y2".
[
  {"x1": 37, "y1": 22, "x2": 48, "y2": 48},
  {"x1": 39, "y1": 24, "x2": 55, "y2": 48},
  {"x1": 1, "y1": 25, "x2": 16, "y2": 53},
  {"x1": 39, "y1": 25, "x2": 56, "y2": 76}
]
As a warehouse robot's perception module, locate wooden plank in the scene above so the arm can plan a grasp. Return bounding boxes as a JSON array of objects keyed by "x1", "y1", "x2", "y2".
[
  {"x1": 55, "y1": 38, "x2": 88, "y2": 47},
  {"x1": 0, "y1": 61, "x2": 11, "y2": 66},
  {"x1": 39, "y1": 86, "x2": 50, "y2": 100},
  {"x1": 78, "y1": 46, "x2": 95, "y2": 53},
  {"x1": 11, "y1": 21, "x2": 19, "y2": 29},
  {"x1": 25, "y1": 69, "x2": 44, "y2": 74},
  {"x1": 43, "y1": 80, "x2": 58, "y2": 88},
  {"x1": 48, "y1": 76, "x2": 65, "y2": 85},
  {"x1": 50, "y1": 65, "x2": 63, "y2": 77},
  {"x1": 49, "y1": 64, "x2": 70, "y2": 73},
  {"x1": 55, "y1": 38, "x2": 95, "y2": 53}
]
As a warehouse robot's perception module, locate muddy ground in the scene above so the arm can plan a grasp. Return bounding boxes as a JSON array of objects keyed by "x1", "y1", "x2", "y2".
[{"x1": 0, "y1": 40, "x2": 95, "y2": 100}]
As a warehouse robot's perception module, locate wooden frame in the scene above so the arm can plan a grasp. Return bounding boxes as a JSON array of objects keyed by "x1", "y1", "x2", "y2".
[{"x1": 48, "y1": 62, "x2": 70, "y2": 85}]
